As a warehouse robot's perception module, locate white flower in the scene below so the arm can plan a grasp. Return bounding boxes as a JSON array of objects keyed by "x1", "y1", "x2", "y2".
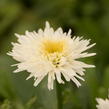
[
  {"x1": 96, "y1": 97, "x2": 109, "y2": 109},
  {"x1": 8, "y1": 22, "x2": 96, "y2": 90}
]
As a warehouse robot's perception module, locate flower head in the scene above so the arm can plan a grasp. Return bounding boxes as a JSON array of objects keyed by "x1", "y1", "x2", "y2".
[
  {"x1": 96, "y1": 96, "x2": 109, "y2": 109},
  {"x1": 8, "y1": 22, "x2": 96, "y2": 90}
]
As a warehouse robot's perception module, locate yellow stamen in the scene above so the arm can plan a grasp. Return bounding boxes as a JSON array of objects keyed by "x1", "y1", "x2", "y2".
[{"x1": 42, "y1": 40, "x2": 65, "y2": 54}]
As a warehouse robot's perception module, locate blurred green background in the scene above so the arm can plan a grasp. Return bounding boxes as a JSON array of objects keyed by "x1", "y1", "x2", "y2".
[{"x1": 0, "y1": 0, "x2": 109, "y2": 109}]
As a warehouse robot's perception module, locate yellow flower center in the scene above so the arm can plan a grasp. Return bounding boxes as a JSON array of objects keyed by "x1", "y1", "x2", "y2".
[
  {"x1": 41, "y1": 39, "x2": 67, "y2": 67},
  {"x1": 43, "y1": 40, "x2": 65, "y2": 54}
]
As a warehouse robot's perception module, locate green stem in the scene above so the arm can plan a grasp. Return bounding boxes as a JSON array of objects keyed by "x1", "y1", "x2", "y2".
[{"x1": 56, "y1": 81, "x2": 63, "y2": 109}]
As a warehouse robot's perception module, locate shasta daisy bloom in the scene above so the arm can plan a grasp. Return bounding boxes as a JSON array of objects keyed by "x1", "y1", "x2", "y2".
[
  {"x1": 96, "y1": 96, "x2": 109, "y2": 109},
  {"x1": 8, "y1": 22, "x2": 96, "y2": 90}
]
